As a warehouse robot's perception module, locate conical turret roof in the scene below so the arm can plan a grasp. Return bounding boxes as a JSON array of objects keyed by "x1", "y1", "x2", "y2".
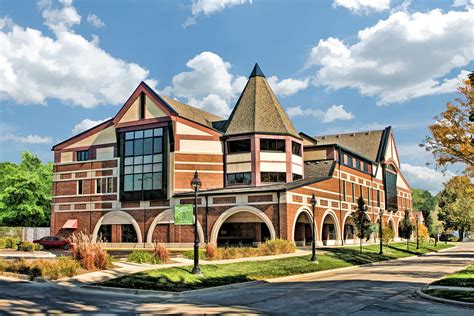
[{"x1": 224, "y1": 64, "x2": 300, "y2": 138}]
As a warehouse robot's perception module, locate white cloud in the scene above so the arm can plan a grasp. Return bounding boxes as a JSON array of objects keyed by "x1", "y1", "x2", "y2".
[
  {"x1": 72, "y1": 117, "x2": 111, "y2": 134},
  {"x1": 453, "y1": 0, "x2": 474, "y2": 8},
  {"x1": 188, "y1": 94, "x2": 232, "y2": 118},
  {"x1": 333, "y1": 0, "x2": 390, "y2": 14},
  {"x1": 183, "y1": 0, "x2": 252, "y2": 28},
  {"x1": 307, "y1": 9, "x2": 474, "y2": 105},
  {"x1": 0, "y1": 133, "x2": 53, "y2": 144},
  {"x1": 267, "y1": 76, "x2": 309, "y2": 97},
  {"x1": 0, "y1": 1, "x2": 157, "y2": 108},
  {"x1": 86, "y1": 14, "x2": 104, "y2": 28},
  {"x1": 401, "y1": 163, "x2": 455, "y2": 194},
  {"x1": 287, "y1": 104, "x2": 354, "y2": 123}
]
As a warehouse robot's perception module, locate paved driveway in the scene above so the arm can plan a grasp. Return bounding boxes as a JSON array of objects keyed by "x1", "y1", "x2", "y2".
[{"x1": 1, "y1": 243, "x2": 473, "y2": 315}]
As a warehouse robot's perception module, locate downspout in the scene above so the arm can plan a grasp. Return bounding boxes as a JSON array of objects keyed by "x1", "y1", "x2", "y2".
[
  {"x1": 277, "y1": 191, "x2": 281, "y2": 239},
  {"x1": 338, "y1": 148, "x2": 343, "y2": 245}
]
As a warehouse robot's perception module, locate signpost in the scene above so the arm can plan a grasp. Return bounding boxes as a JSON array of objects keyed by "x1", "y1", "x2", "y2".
[{"x1": 174, "y1": 204, "x2": 193, "y2": 225}]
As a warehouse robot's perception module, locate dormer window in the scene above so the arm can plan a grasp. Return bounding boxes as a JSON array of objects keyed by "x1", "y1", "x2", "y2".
[
  {"x1": 227, "y1": 139, "x2": 251, "y2": 153},
  {"x1": 260, "y1": 139, "x2": 285, "y2": 152}
]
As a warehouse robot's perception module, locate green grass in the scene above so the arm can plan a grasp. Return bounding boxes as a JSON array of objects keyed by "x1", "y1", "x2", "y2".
[
  {"x1": 423, "y1": 289, "x2": 474, "y2": 303},
  {"x1": 431, "y1": 264, "x2": 474, "y2": 288},
  {"x1": 101, "y1": 242, "x2": 453, "y2": 292}
]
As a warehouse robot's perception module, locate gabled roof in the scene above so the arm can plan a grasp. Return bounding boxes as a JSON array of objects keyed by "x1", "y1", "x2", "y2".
[
  {"x1": 161, "y1": 96, "x2": 223, "y2": 129},
  {"x1": 224, "y1": 63, "x2": 300, "y2": 139},
  {"x1": 313, "y1": 128, "x2": 389, "y2": 162}
]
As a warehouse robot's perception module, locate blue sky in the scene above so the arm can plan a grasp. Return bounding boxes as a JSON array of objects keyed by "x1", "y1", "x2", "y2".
[{"x1": 0, "y1": 0, "x2": 472, "y2": 193}]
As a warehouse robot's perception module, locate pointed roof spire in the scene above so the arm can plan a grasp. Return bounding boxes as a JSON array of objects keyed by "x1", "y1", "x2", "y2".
[{"x1": 249, "y1": 63, "x2": 265, "y2": 78}]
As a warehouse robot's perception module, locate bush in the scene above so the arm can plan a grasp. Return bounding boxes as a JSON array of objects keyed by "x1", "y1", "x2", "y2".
[
  {"x1": 382, "y1": 227, "x2": 395, "y2": 245},
  {"x1": 0, "y1": 237, "x2": 20, "y2": 249},
  {"x1": 259, "y1": 239, "x2": 296, "y2": 256},
  {"x1": 2, "y1": 257, "x2": 80, "y2": 280},
  {"x1": 127, "y1": 251, "x2": 160, "y2": 264},
  {"x1": 154, "y1": 242, "x2": 170, "y2": 263},
  {"x1": 205, "y1": 243, "x2": 219, "y2": 260},
  {"x1": 71, "y1": 232, "x2": 110, "y2": 270},
  {"x1": 17, "y1": 241, "x2": 35, "y2": 252}
]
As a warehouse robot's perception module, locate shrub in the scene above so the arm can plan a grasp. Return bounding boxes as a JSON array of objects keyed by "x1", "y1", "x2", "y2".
[
  {"x1": 154, "y1": 242, "x2": 170, "y2": 263},
  {"x1": 35, "y1": 257, "x2": 80, "y2": 280},
  {"x1": 17, "y1": 241, "x2": 35, "y2": 252},
  {"x1": 0, "y1": 237, "x2": 20, "y2": 249},
  {"x1": 259, "y1": 239, "x2": 296, "y2": 256},
  {"x1": 382, "y1": 227, "x2": 395, "y2": 246},
  {"x1": 5, "y1": 258, "x2": 30, "y2": 275},
  {"x1": 205, "y1": 243, "x2": 219, "y2": 260},
  {"x1": 127, "y1": 251, "x2": 160, "y2": 264},
  {"x1": 71, "y1": 232, "x2": 109, "y2": 270}
]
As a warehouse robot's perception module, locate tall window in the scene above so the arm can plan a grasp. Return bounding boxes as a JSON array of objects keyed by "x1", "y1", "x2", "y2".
[
  {"x1": 77, "y1": 180, "x2": 83, "y2": 195},
  {"x1": 106, "y1": 177, "x2": 113, "y2": 193},
  {"x1": 76, "y1": 150, "x2": 89, "y2": 161},
  {"x1": 385, "y1": 170, "x2": 398, "y2": 212},
  {"x1": 123, "y1": 128, "x2": 164, "y2": 192},
  {"x1": 346, "y1": 154, "x2": 353, "y2": 167},
  {"x1": 96, "y1": 179, "x2": 102, "y2": 194},
  {"x1": 260, "y1": 139, "x2": 285, "y2": 152},
  {"x1": 351, "y1": 183, "x2": 355, "y2": 203},
  {"x1": 343, "y1": 180, "x2": 346, "y2": 201},
  {"x1": 377, "y1": 190, "x2": 381, "y2": 207},
  {"x1": 355, "y1": 159, "x2": 361, "y2": 170},
  {"x1": 227, "y1": 172, "x2": 251, "y2": 185},
  {"x1": 292, "y1": 142, "x2": 301, "y2": 156},
  {"x1": 227, "y1": 139, "x2": 251, "y2": 153},
  {"x1": 261, "y1": 172, "x2": 286, "y2": 183}
]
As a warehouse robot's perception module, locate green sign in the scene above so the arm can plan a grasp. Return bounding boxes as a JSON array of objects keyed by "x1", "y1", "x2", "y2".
[
  {"x1": 370, "y1": 224, "x2": 378, "y2": 233},
  {"x1": 174, "y1": 204, "x2": 194, "y2": 225}
]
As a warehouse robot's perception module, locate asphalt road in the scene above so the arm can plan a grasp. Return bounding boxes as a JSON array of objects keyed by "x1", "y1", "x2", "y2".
[{"x1": 1, "y1": 243, "x2": 473, "y2": 315}]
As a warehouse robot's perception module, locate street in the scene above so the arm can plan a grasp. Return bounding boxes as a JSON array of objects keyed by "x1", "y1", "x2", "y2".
[{"x1": 1, "y1": 243, "x2": 473, "y2": 315}]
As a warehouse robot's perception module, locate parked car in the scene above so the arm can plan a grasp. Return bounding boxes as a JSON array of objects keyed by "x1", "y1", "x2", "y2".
[{"x1": 33, "y1": 236, "x2": 73, "y2": 250}]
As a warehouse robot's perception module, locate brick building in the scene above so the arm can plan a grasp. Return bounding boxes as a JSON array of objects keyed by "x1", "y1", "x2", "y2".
[{"x1": 51, "y1": 64, "x2": 413, "y2": 247}]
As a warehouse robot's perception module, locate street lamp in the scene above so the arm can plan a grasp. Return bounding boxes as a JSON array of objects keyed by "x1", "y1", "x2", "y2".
[
  {"x1": 416, "y1": 214, "x2": 419, "y2": 250},
  {"x1": 310, "y1": 194, "x2": 318, "y2": 263},
  {"x1": 191, "y1": 171, "x2": 202, "y2": 275},
  {"x1": 435, "y1": 225, "x2": 439, "y2": 246},
  {"x1": 379, "y1": 208, "x2": 383, "y2": 255},
  {"x1": 360, "y1": 205, "x2": 367, "y2": 254}
]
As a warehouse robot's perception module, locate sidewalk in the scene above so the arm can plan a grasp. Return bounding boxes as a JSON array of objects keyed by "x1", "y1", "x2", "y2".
[{"x1": 0, "y1": 250, "x2": 56, "y2": 259}]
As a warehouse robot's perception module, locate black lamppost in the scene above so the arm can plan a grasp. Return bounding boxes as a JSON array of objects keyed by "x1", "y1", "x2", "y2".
[
  {"x1": 310, "y1": 194, "x2": 318, "y2": 263},
  {"x1": 191, "y1": 171, "x2": 202, "y2": 275},
  {"x1": 416, "y1": 214, "x2": 419, "y2": 250},
  {"x1": 379, "y1": 208, "x2": 383, "y2": 255},
  {"x1": 435, "y1": 225, "x2": 439, "y2": 246}
]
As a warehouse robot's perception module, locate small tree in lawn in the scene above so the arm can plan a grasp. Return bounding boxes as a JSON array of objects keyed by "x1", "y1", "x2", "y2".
[
  {"x1": 418, "y1": 223, "x2": 429, "y2": 245},
  {"x1": 399, "y1": 210, "x2": 414, "y2": 251},
  {"x1": 382, "y1": 226, "x2": 395, "y2": 246},
  {"x1": 351, "y1": 197, "x2": 371, "y2": 254}
]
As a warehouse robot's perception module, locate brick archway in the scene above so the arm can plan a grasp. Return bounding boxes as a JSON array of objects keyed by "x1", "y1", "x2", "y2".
[
  {"x1": 320, "y1": 209, "x2": 341, "y2": 245},
  {"x1": 92, "y1": 210, "x2": 142, "y2": 243},
  {"x1": 291, "y1": 206, "x2": 317, "y2": 243},
  {"x1": 146, "y1": 209, "x2": 204, "y2": 244}
]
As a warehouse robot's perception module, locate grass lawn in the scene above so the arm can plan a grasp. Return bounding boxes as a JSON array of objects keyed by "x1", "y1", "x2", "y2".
[
  {"x1": 431, "y1": 264, "x2": 474, "y2": 288},
  {"x1": 101, "y1": 242, "x2": 453, "y2": 292},
  {"x1": 423, "y1": 289, "x2": 474, "y2": 303}
]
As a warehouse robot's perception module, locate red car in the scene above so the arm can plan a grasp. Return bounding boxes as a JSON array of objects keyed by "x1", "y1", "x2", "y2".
[{"x1": 33, "y1": 236, "x2": 73, "y2": 250}]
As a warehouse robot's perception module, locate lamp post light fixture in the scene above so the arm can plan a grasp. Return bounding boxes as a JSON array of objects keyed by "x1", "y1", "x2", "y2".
[
  {"x1": 379, "y1": 208, "x2": 383, "y2": 255},
  {"x1": 310, "y1": 194, "x2": 318, "y2": 263},
  {"x1": 191, "y1": 171, "x2": 202, "y2": 275},
  {"x1": 359, "y1": 204, "x2": 368, "y2": 254},
  {"x1": 435, "y1": 225, "x2": 439, "y2": 246},
  {"x1": 416, "y1": 214, "x2": 419, "y2": 250}
]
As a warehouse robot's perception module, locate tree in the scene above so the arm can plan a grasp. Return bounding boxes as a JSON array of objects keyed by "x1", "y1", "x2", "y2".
[
  {"x1": 412, "y1": 188, "x2": 437, "y2": 235},
  {"x1": 0, "y1": 152, "x2": 52, "y2": 227},
  {"x1": 399, "y1": 210, "x2": 414, "y2": 251},
  {"x1": 351, "y1": 196, "x2": 371, "y2": 254},
  {"x1": 437, "y1": 176, "x2": 474, "y2": 240},
  {"x1": 418, "y1": 223, "x2": 429, "y2": 245},
  {"x1": 382, "y1": 226, "x2": 395, "y2": 246},
  {"x1": 422, "y1": 72, "x2": 474, "y2": 177}
]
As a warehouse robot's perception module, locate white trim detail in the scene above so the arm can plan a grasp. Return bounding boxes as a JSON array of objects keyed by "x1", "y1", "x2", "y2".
[
  {"x1": 291, "y1": 206, "x2": 317, "y2": 243},
  {"x1": 92, "y1": 210, "x2": 142, "y2": 243},
  {"x1": 320, "y1": 209, "x2": 341, "y2": 244}
]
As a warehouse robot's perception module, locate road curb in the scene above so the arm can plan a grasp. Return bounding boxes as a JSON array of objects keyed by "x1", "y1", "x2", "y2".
[{"x1": 416, "y1": 288, "x2": 474, "y2": 308}]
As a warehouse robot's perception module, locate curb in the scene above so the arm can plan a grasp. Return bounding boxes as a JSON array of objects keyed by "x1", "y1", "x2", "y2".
[{"x1": 416, "y1": 288, "x2": 474, "y2": 308}]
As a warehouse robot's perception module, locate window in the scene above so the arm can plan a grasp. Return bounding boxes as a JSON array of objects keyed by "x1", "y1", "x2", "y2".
[
  {"x1": 356, "y1": 159, "x2": 361, "y2": 170},
  {"x1": 343, "y1": 180, "x2": 346, "y2": 201},
  {"x1": 96, "y1": 179, "x2": 102, "y2": 194},
  {"x1": 363, "y1": 162, "x2": 369, "y2": 173},
  {"x1": 377, "y1": 190, "x2": 381, "y2": 207},
  {"x1": 346, "y1": 154, "x2": 353, "y2": 167},
  {"x1": 122, "y1": 128, "x2": 164, "y2": 193},
  {"x1": 351, "y1": 183, "x2": 355, "y2": 203},
  {"x1": 76, "y1": 150, "x2": 89, "y2": 161},
  {"x1": 106, "y1": 177, "x2": 113, "y2": 193},
  {"x1": 261, "y1": 172, "x2": 286, "y2": 183},
  {"x1": 292, "y1": 173, "x2": 302, "y2": 181},
  {"x1": 385, "y1": 170, "x2": 398, "y2": 212},
  {"x1": 292, "y1": 142, "x2": 301, "y2": 156},
  {"x1": 78, "y1": 180, "x2": 83, "y2": 195},
  {"x1": 227, "y1": 139, "x2": 251, "y2": 153},
  {"x1": 260, "y1": 139, "x2": 285, "y2": 152},
  {"x1": 367, "y1": 187, "x2": 370, "y2": 204},
  {"x1": 227, "y1": 172, "x2": 251, "y2": 185}
]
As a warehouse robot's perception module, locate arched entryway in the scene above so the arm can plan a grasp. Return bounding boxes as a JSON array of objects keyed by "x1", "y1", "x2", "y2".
[
  {"x1": 210, "y1": 206, "x2": 276, "y2": 247},
  {"x1": 292, "y1": 207, "x2": 315, "y2": 246},
  {"x1": 343, "y1": 213, "x2": 356, "y2": 245},
  {"x1": 92, "y1": 211, "x2": 142, "y2": 243},
  {"x1": 146, "y1": 209, "x2": 204, "y2": 244},
  {"x1": 320, "y1": 210, "x2": 340, "y2": 246}
]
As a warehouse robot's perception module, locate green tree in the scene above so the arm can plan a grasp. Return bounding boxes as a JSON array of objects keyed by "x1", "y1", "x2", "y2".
[
  {"x1": 382, "y1": 226, "x2": 395, "y2": 246},
  {"x1": 399, "y1": 210, "x2": 414, "y2": 251},
  {"x1": 351, "y1": 196, "x2": 371, "y2": 254},
  {"x1": 437, "y1": 176, "x2": 474, "y2": 240},
  {"x1": 412, "y1": 188, "x2": 437, "y2": 235},
  {"x1": 0, "y1": 152, "x2": 52, "y2": 227}
]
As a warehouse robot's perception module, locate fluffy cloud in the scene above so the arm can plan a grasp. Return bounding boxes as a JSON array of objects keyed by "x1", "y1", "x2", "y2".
[
  {"x1": 287, "y1": 104, "x2": 354, "y2": 123},
  {"x1": 183, "y1": 0, "x2": 252, "y2": 28},
  {"x1": 72, "y1": 117, "x2": 111, "y2": 134},
  {"x1": 86, "y1": 14, "x2": 104, "y2": 28},
  {"x1": 0, "y1": 1, "x2": 157, "y2": 108},
  {"x1": 453, "y1": 0, "x2": 474, "y2": 8},
  {"x1": 307, "y1": 9, "x2": 474, "y2": 105},
  {"x1": 0, "y1": 133, "x2": 52, "y2": 144},
  {"x1": 401, "y1": 163, "x2": 455, "y2": 194},
  {"x1": 267, "y1": 76, "x2": 309, "y2": 97},
  {"x1": 333, "y1": 0, "x2": 390, "y2": 14}
]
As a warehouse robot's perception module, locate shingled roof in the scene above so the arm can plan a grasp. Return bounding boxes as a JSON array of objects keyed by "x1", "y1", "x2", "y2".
[
  {"x1": 224, "y1": 64, "x2": 300, "y2": 138},
  {"x1": 313, "y1": 129, "x2": 388, "y2": 161}
]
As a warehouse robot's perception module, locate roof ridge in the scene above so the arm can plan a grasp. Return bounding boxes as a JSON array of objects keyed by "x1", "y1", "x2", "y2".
[{"x1": 314, "y1": 129, "x2": 386, "y2": 138}]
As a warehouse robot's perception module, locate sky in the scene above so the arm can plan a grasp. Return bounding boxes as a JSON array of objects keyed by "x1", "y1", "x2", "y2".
[{"x1": 0, "y1": 0, "x2": 473, "y2": 194}]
